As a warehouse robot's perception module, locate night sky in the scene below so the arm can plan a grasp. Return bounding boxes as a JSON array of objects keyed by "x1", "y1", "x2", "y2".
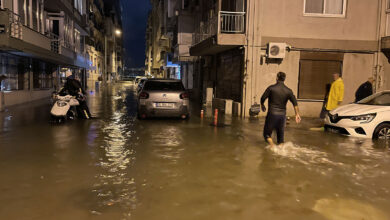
[{"x1": 120, "y1": 0, "x2": 151, "y2": 68}]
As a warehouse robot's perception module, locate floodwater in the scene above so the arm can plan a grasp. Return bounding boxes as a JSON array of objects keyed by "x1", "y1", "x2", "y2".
[{"x1": 1, "y1": 82, "x2": 390, "y2": 220}]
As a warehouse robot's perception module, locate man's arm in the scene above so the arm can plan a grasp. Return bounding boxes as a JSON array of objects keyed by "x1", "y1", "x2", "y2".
[
  {"x1": 260, "y1": 87, "x2": 270, "y2": 112},
  {"x1": 290, "y1": 93, "x2": 301, "y2": 124}
]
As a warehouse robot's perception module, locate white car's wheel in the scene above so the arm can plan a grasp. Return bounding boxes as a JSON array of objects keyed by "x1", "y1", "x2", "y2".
[{"x1": 373, "y1": 123, "x2": 390, "y2": 140}]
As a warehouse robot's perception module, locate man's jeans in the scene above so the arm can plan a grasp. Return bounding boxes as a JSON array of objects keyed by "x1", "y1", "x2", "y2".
[{"x1": 263, "y1": 113, "x2": 286, "y2": 144}]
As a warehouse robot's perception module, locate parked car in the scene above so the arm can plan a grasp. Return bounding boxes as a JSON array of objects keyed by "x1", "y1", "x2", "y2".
[
  {"x1": 137, "y1": 79, "x2": 190, "y2": 119},
  {"x1": 325, "y1": 91, "x2": 390, "y2": 140}
]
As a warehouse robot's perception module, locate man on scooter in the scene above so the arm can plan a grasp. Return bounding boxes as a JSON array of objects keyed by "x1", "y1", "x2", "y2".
[{"x1": 60, "y1": 73, "x2": 92, "y2": 119}]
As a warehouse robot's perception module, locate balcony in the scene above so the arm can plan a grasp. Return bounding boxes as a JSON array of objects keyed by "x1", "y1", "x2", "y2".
[
  {"x1": 190, "y1": 11, "x2": 246, "y2": 56},
  {"x1": 0, "y1": 9, "x2": 51, "y2": 51},
  {"x1": 0, "y1": 9, "x2": 81, "y2": 67}
]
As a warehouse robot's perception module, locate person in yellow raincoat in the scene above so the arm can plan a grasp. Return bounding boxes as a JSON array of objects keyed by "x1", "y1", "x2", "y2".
[{"x1": 326, "y1": 72, "x2": 344, "y2": 111}]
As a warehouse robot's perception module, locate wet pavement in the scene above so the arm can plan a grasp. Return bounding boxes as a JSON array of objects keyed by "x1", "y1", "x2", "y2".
[{"x1": 1, "y1": 82, "x2": 390, "y2": 220}]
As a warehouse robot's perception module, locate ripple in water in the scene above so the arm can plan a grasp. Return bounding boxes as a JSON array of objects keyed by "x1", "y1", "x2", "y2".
[
  {"x1": 267, "y1": 142, "x2": 390, "y2": 190},
  {"x1": 92, "y1": 110, "x2": 137, "y2": 218}
]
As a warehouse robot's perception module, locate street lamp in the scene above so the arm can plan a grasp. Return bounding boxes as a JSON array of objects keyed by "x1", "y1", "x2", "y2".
[
  {"x1": 104, "y1": 29, "x2": 122, "y2": 84},
  {"x1": 114, "y1": 29, "x2": 122, "y2": 81}
]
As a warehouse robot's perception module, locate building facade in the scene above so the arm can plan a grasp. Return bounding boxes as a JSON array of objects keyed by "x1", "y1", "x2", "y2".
[
  {"x1": 189, "y1": 0, "x2": 390, "y2": 117},
  {"x1": 0, "y1": 0, "x2": 90, "y2": 108},
  {"x1": 0, "y1": 0, "x2": 123, "y2": 109},
  {"x1": 86, "y1": 0, "x2": 123, "y2": 92},
  {"x1": 145, "y1": 0, "x2": 180, "y2": 79}
]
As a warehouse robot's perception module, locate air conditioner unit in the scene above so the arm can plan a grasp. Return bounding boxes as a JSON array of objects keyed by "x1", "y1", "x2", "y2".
[{"x1": 267, "y1": 43, "x2": 287, "y2": 59}]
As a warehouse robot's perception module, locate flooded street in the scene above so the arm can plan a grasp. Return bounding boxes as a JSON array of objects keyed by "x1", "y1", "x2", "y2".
[{"x1": 1, "y1": 82, "x2": 390, "y2": 220}]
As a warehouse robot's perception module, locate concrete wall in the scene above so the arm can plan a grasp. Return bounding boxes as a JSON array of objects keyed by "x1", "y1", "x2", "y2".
[
  {"x1": 244, "y1": 50, "x2": 301, "y2": 117},
  {"x1": 243, "y1": 49, "x2": 376, "y2": 117},
  {"x1": 380, "y1": 53, "x2": 390, "y2": 91},
  {"x1": 61, "y1": 46, "x2": 76, "y2": 60},
  {"x1": 261, "y1": 0, "x2": 379, "y2": 42},
  {"x1": 240, "y1": 0, "x2": 381, "y2": 118},
  {"x1": 342, "y1": 53, "x2": 374, "y2": 103},
  {"x1": 22, "y1": 26, "x2": 51, "y2": 51}
]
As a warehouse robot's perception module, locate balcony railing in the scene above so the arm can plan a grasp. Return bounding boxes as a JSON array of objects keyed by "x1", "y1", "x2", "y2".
[
  {"x1": 220, "y1": 11, "x2": 245, "y2": 33},
  {"x1": 193, "y1": 16, "x2": 218, "y2": 46},
  {"x1": 192, "y1": 11, "x2": 246, "y2": 46},
  {"x1": 49, "y1": 33, "x2": 61, "y2": 54},
  {"x1": 7, "y1": 10, "x2": 23, "y2": 39}
]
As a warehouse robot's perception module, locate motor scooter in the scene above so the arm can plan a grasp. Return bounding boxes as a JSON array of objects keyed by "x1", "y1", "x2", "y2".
[{"x1": 50, "y1": 92, "x2": 80, "y2": 123}]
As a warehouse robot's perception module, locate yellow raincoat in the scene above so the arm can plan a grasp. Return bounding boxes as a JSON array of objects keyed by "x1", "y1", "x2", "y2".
[{"x1": 326, "y1": 78, "x2": 344, "y2": 111}]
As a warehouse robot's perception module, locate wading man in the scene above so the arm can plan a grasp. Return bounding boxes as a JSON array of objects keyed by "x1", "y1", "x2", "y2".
[{"x1": 261, "y1": 72, "x2": 301, "y2": 146}]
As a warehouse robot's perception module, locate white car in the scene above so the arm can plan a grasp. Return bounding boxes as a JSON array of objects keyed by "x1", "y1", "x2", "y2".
[{"x1": 325, "y1": 91, "x2": 390, "y2": 140}]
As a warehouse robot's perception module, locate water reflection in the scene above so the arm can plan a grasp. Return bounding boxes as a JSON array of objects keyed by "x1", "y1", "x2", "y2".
[
  {"x1": 150, "y1": 126, "x2": 183, "y2": 162},
  {"x1": 92, "y1": 89, "x2": 137, "y2": 219}
]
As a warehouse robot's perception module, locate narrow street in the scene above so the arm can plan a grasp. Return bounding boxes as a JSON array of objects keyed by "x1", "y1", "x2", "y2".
[{"x1": 0, "y1": 82, "x2": 389, "y2": 219}]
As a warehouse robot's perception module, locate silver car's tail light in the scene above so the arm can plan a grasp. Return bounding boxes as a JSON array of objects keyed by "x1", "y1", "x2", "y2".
[{"x1": 139, "y1": 92, "x2": 149, "y2": 99}]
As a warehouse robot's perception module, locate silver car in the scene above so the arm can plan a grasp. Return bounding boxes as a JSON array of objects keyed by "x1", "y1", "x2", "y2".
[{"x1": 137, "y1": 79, "x2": 190, "y2": 119}]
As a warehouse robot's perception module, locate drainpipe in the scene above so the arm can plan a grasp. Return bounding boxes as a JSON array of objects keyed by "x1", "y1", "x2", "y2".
[
  {"x1": 374, "y1": 0, "x2": 383, "y2": 92},
  {"x1": 242, "y1": 0, "x2": 250, "y2": 118}
]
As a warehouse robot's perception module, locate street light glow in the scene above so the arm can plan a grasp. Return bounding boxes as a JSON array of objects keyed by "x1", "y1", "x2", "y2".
[{"x1": 115, "y1": 29, "x2": 122, "y2": 36}]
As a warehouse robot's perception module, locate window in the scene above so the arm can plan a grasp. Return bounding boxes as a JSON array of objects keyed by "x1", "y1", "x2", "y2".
[
  {"x1": 298, "y1": 52, "x2": 343, "y2": 100},
  {"x1": 304, "y1": 0, "x2": 346, "y2": 17},
  {"x1": 0, "y1": 53, "x2": 29, "y2": 91},
  {"x1": 32, "y1": 61, "x2": 54, "y2": 89},
  {"x1": 358, "y1": 93, "x2": 390, "y2": 106},
  {"x1": 74, "y1": 29, "x2": 81, "y2": 53},
  {"x1": 143, "y1": 81, "x2": 185, "y2": 91},
  {"x1": 74, "y1": 0, "x2": 83, "y2": 14},
  {"x1": 182, "y1": 0, "x2": 189, "y2": 10}
]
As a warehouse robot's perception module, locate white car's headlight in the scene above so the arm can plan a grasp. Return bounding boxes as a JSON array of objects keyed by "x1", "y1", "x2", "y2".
[{"x1": 350, "y1": 113, "x2": 376, "y2": 123}]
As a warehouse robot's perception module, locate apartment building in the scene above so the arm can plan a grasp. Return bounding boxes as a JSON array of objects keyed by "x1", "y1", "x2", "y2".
[
  {"x1": 168, "y1": 0, "x2": 197, "y2": 91},
  {"x1": 86, "y1": 0, "x2": 105, "y2": 91},
  {"x1": 145, "y1": 0, "x2": 167, "y2": 77},
  {"x1": 146, "y1": 0, "x2": 180, "y2": 79},
  {"x1": 0, "y1": 0, "x2": 90, "y2": 108},
  {"x1": 103, "y1": 0, "x2": 123, "y2": 83},
  {"x1": 145, "y1": 11, "x2": 153, "y2": 75},
  {"x1": 0, "y1": 0, "x2": 123, "y2": 109},
  {"x1": 190, "y1": 0, "x2": 390, "y2": 117}
]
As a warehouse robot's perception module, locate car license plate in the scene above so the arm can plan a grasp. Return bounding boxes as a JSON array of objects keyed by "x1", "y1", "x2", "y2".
[{"x1": 156, "y1": 103, "x2": 173, "y2": 108}]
